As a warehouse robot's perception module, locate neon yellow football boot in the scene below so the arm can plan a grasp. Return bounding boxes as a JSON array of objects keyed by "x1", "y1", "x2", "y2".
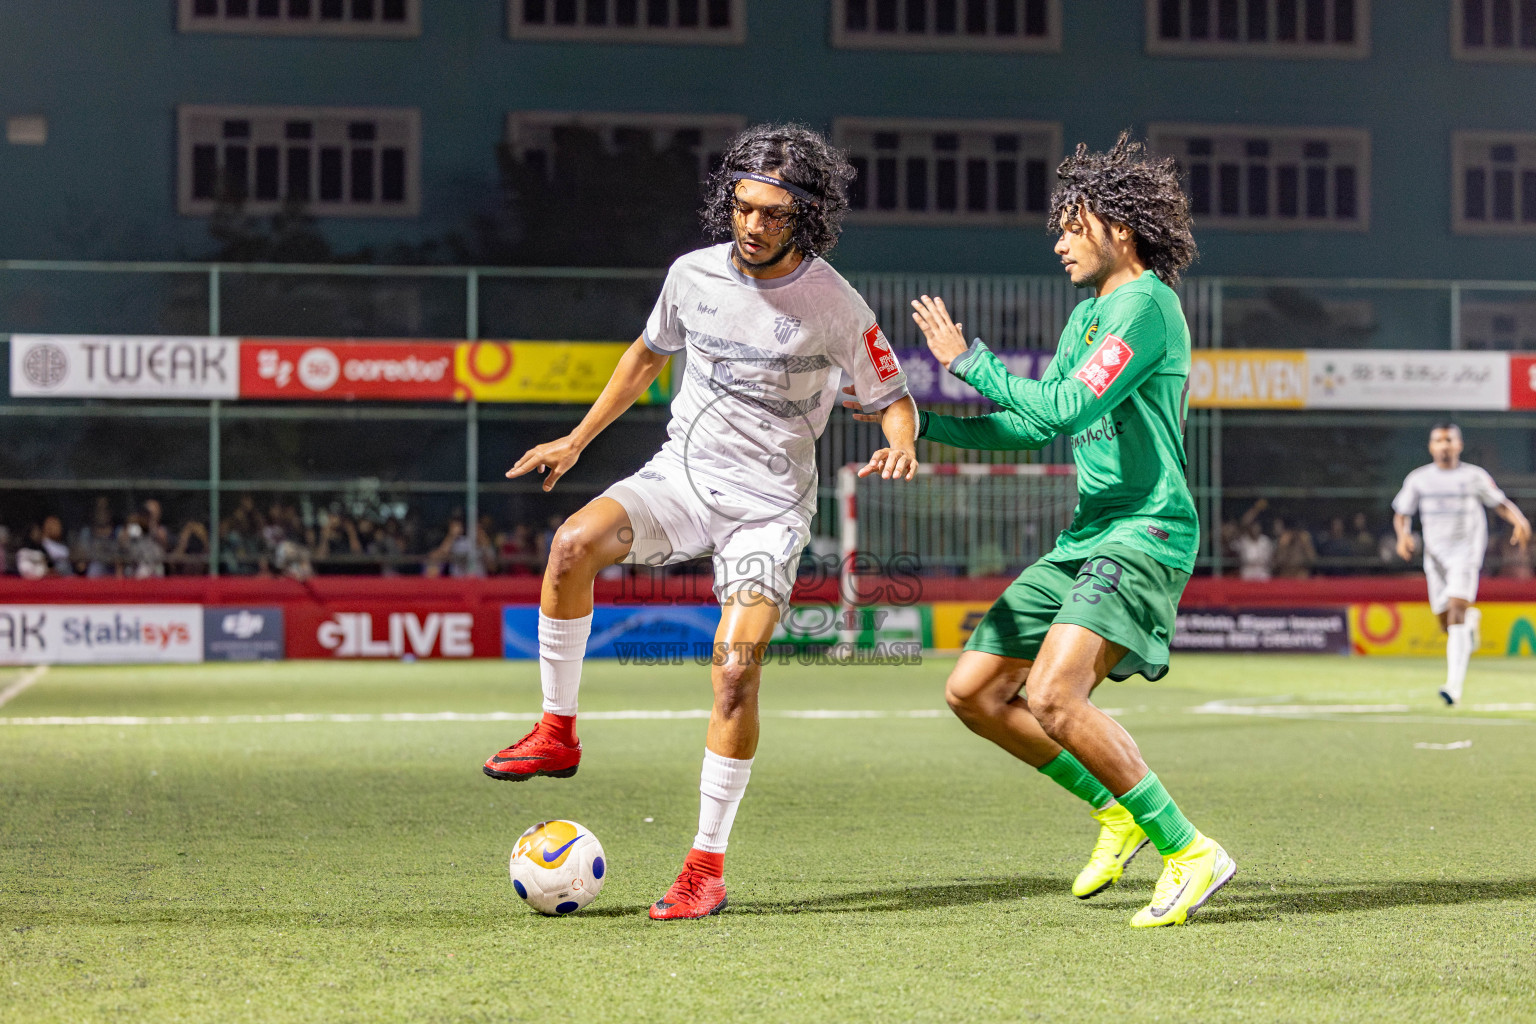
[
  {"x1": 1072, "y1": 802, "x2": 1150, "y2": 899},
  {"x1": 1129, "y1": 831, "x2": 1237, "y2": 928}
]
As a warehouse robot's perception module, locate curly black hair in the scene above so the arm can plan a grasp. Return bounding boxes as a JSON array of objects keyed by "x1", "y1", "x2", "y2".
[
  {"x1": 702, "y1": 123, "x2": 855, "y2": 260},
  {"x1": 1048, "y1": 132, "x2": 1198, "y2": 285}
]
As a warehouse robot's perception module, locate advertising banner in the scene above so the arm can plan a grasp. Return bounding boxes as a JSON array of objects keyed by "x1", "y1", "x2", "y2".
[
  {"x1": 930, "y1": 602, "x2": 995, "y2": 650},
  {"x1": 10, "y1": 335, "x2": 239, "y2": 399},
  {"x1": 503, "y1": 604, "x2": 722, "y2": 661},
  {"x1": 0, "y1": 604, "x2": 203, "y2": 665},
  {"x1": 1510, "y1": 356, "x2": 1536, "y2": 410},
  {"x1": 203, "y1": 606, "x2": 285, "y2": 661},
  {"x1": 1349, "y1": 602, "x2": 1536, "y2": 657},
  {"x1": 1187, "y1": 351, "x2": 1308, "y2": 409},
  {"x1": 1172, "y1": 608, "x2": 1350, "y2": 653},
  {"x1": 240, "y1": 340, "x2": 457, "y2": 401},
  {"x1": 456, "y1": 342, "x2": 672, "y2": 404},
  {"x1": 1305, "y1": 351, "x2": 1509, "y2": 410},
  {"x1": 288, "y1": 605, "x2": 498, "y2": 659},
  {"x1": 897, "y1": 349, "x2": 1052, "y2": 404}
]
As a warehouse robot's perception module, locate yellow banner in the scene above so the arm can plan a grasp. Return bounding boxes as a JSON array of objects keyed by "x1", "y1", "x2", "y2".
[
  {"x1": 453, "y1": 341, "x2": 670, "y2": 404},
  {"x1": 1188, "y1": 350, "x2": 1307, "y2": 409},
  {"x1": 930, "y1": 602, "x2": 995, "y2": 651},
  {"x1": 1348, "y1": 602, "x2": 1536, "y2": 657}
]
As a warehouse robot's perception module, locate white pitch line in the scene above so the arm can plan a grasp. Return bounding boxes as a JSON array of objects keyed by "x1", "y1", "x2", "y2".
[
  {"x1": 0, "y1": 708, "x2": 966, "y2": 728},
  {"x1": 0, "y1": 665, "x2": 48, "y2": 710}
]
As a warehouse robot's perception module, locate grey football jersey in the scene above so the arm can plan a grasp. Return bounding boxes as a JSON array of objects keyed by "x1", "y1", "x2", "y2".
[{"x1": 643, "y1": 243, "x2": 909, "y2": 518}]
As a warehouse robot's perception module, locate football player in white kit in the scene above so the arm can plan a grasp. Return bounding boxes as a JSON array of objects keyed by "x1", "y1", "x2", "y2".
[
  {"x1": 481, "y1": 125, "x2": 919, "y2": 918},
  {"x1": 1392, "y1": 424, "x2": 1530, "y2": 706}
]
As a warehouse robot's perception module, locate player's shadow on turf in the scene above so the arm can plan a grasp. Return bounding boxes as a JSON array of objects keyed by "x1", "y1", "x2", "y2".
[
  {"x1": 1139, "y1": 876, "x2": 1536, "y2": 925},
  {"x1": 728, "y1": 876, "x2": 1065, "y2": 915}
]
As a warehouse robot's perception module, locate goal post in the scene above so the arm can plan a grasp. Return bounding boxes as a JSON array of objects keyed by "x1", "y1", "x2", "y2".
[{"x1": 836, "y1": 462, "x2": 1078, "y2": 646}]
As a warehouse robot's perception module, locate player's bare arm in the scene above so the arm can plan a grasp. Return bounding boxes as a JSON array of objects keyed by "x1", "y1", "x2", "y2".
[
  {"x1": 506, "y1": 337, "x2": 670, "y2": 492},
  {"x1": 1495, "y1": 500, "x2": 1532, "y2": 548},
  {"x1": 1393, "y1": 512, "x2": 1416, "y2": 560},
  {"x1": 859, "y1": 393, "x2": 920, "y2": 481}
]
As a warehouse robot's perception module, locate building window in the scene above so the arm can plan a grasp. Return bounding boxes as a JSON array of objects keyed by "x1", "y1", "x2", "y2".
[
  {"x1": 1149, "y1": 124, "x2": 1369, "y2": 231},
  {"x1": 508, "y1": 0, "x2": 745, "y2": 44},
  {"x1": 505, "y1": 112, "x2": 746, "y2": 181},
  {"x1": 831, "y1": 0, "x2": 1060, "y2": 52},
  {"x1": 1147, "y1": 0, "x2": 1369, "y2": 57},
  {"x1": 1453, "y1": 132, "x2": 1536, "y2": 234},
  {"x1": 178, "y1": 105, "x2": 420, "y2": 217},
  {"x1": 833, "y1": 119, "x2": 1060, "y2": 226},
  {"x1": 179, "y1": 0, "x2": 420, "y2": 36},
  {"x1": 1454, "y1": 0, "x2": 1536, "y2": 59}
]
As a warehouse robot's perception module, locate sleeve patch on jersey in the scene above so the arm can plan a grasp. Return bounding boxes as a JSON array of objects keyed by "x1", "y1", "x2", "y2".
[
  {"x1": 863, "y1": 323, "x2": 901, "y2": 383},
  {"x1": 1073, "y1": 334, "x2": 1133, "y2": 397}
]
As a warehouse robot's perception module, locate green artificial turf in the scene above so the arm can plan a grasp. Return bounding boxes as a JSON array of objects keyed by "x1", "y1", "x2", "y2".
[{"x1": 2, "y1": 655, "x2": 1534, "y2": 1023}]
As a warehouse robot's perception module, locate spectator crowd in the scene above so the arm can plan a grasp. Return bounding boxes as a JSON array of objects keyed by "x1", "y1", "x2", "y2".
[
  {"x1": 0, "y1": 495, "x2": 565, "y2": 581},
  {"x1": 3, "y1": 494, "x2": 1530, "y2": 582},
  {"x1": 1222, "y1": 498, "x2": 1534, "y2": 581}
]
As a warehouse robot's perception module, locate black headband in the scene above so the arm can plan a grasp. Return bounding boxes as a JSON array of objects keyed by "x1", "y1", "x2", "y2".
[{"x1": 729, "y1": 170, "x2": 819, "y2": 204}]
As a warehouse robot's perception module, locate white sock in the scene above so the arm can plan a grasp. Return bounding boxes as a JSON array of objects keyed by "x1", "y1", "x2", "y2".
[
  {"x1": 539, "y1": 612, "x2": 592, "y2": 716},
  {"x1": 1444, "y1": 623, "x2": 1472, "y2": 703},
  {"x1": 692, "y1": 749, "x2": 753, "y2": 854}
]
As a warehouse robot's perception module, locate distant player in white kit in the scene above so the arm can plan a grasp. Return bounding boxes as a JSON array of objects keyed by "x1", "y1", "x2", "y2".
[
  {"x1": 1392, "y1": 424, "x2": 1530, "y2": 706},
  {"x1": 481, "y1": 124, "x2": 919, "y2": 918}
]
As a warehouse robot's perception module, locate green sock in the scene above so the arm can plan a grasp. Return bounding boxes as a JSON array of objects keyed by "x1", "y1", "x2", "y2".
[
  {"x1": 1037, "y1": 750, "x2": 1113, "y2": 809},
  {"x1": 1117, "y1": 771, "x2": 1198, "y2": 855}
]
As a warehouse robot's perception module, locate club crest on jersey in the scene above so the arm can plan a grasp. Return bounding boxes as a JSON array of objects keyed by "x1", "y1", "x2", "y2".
[
  {"x1": 863, "y1": 323, "x2": 900, "y2": 382},
  {"x1": 1084, "y1": 322, "x2": 1100, "y2": 348},
  {"x1": 773, "y1": 315, "x2": 802, "y2": 345},
  {"x1": 1073, "y1": 334, "x2": 1132, "y2": 397}
]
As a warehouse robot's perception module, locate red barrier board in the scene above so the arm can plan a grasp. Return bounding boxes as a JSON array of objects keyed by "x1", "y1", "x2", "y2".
[
  {"x1": 240, "y1": 340, "x2": 457, "y2": 400},
  {"x1": 1511, "y1": 356, "x2": 1536, "y2": 410},
  {"x1": 286, "y1": 603, "x2": 501, "y2": 659}
]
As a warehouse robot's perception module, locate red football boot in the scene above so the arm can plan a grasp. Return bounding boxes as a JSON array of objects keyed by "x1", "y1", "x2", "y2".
[
  {"x1": 649, "y1": 849, "x2": 728, "y2": 920},
  {"x1": 482, "y1": 714, "x2": 581, "y2": 781}
]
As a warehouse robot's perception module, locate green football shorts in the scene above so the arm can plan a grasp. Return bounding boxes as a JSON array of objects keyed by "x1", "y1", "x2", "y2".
[{"x1": 964, "y1": 543, "x2": 1190, "y2": 682}]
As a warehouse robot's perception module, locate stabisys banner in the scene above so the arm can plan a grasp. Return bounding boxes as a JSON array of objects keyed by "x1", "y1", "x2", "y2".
[
  {"x1": 240, "y1": 340, "x2": 457, "y2": 400},
  {"x1": 9, "y1": 335, "x2": 240, "y2": 399},
  {"x1": 0, "y1": 604, "x2": 204, "y2": 664}
]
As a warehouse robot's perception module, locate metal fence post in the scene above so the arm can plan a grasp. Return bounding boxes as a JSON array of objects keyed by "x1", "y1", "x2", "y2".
[
  {"x1": 209, "y1": 265, "x2": 221, "y2": 337},
  {"x1": 466, "y1": 267, "x2": 479, "y2": 343},
  {"x1": 466, "y1": 398, "x2": 480, "y2": 574},
  {"x1": 209, "y1": 399, "x2": 221, "y2": 577}
]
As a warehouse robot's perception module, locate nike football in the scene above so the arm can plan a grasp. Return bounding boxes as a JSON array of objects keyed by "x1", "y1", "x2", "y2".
[{"x1": 509, "y1": 819, "x2": 606, "y2": 915}]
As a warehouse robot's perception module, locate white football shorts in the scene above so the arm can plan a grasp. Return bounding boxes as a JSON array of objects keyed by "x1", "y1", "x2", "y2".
[
  {"x1": 1424, "y1": 550, "x2": 1481, "y2": 614},
  {"x1": 599, "y1": 460, "x2": 810, "y2": 606}
]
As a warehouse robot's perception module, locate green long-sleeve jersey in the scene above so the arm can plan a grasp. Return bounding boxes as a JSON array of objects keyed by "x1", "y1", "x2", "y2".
[{"x1": 918, "y1": 272, "x2": 1199, "y2": 573}]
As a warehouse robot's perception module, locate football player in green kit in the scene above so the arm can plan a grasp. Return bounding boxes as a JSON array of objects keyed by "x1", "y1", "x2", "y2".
[{"x1": 849, "y1": 134, "x2": 1233, "y2": 927}]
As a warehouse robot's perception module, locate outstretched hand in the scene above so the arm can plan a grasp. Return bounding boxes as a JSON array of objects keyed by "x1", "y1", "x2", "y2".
[
  {"x1": 910, "y1": 294, "x2": 968, "y2": 370},
  {"x1": 506, "y1": 434, "x2": 583, "y2": 492},
  {"x1": 842, "y1": 387, "x2": 918, "y2": 481}
]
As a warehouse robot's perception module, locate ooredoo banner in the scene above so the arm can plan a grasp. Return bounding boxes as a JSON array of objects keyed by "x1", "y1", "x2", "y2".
[
  {"x1": 0, "y1": 604, "x2": 204, "y2": 664},
  {"x1": 1510, "y1": 356, "x2": 1536, "y2": 410},
  {"x1": 287, "y1": 605, "x2": 500, "y2": 659},
  {"x1": 240, "y1": 340, "x2": 457, "y2": 400},
  {"x1": 10, "y1": 335, "x2": 239, "y2": 399}
]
